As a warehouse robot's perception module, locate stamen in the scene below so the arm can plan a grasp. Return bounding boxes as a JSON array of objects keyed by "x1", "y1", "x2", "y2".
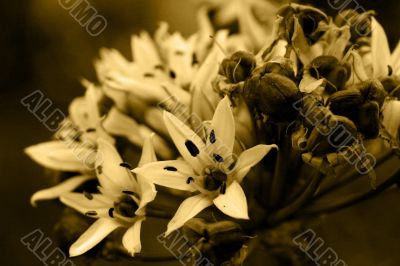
[
  {"x1": 85, "y1": 211, "x2": 97, "y2": 216},
  {"x1": 86, "y1": 128, "x2": 96, "y2": 133},
  {"x1": 83, "y1": 191, "x2": 93, "y2": 200},
  {"x1": 143, "y1": 72, "x2": 155, "y2": 78},
  {"x1": 96, "y1": 165, "x2": 103, "y2": 174},
  {"x1": 169, "y1": 70, "x2": 176, "y2": 79},
  {"x1": 120, "y1": 162, "x2": 133, "y2": 170},
  {"x1": 164, "y1": 166, "x2": 178, "y2": 171},
  {"x1": 186, "y1": 177, "x2": 194, "y2": 184},
  {"x1": 108, "y1": 208, "x2": 114, "y2": 218},
  {"x1": 185, "y1": 140, "x2": 200, "y2": 157}
]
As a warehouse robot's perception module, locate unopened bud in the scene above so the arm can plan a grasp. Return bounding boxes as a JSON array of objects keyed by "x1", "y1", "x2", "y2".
[{"x1": 219, "y1": 51, "x2": 256, "y2": 83}]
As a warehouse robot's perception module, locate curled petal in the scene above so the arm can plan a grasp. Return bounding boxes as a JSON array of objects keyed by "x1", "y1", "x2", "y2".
[
  {"x1": 133, "y1": 160, "x2": 196, "y2": 192},
  {"x1": 122, "y1": 218, "x2": 144, "y2": 256},
  {"x1": 165, "y1": 194, "x2": 213, "y2": 236},
  {"x1": 213, "y1": 181, "x2": 249, "y2": 219},
  {"x1": 232, "y1": 144, "x2": 278, "y2": 183},
  {"x1": 31, "y1": 175, "x2": 95, "y2": 206},
  {"x1": 69, "y1": 218, "x2": 120, "y2": 257}
]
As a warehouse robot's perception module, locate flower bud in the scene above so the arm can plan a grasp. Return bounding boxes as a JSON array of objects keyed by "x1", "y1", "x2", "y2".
[
  {"x1": 357, "y1": 80, "x2": 387, "y2": 107},
  {"x1": 278, "y1": 4, "x2": 328, "y2": 44},
  {"x1": 181, "y1": 218, "x2": 246, "y2": 265},
  {"x1": 328, "y1": 89, "x2": 364, "y2": 122},
  {"x1": 259, "y1": 58, "x2": 296, "y2": 81},
  {"x1": 308, "y1": 56, "x2": 351, "y2": 93},
  {"x1": 219, "y1": 51, "x2": 256, "y2": 83},
  {"x1": 357, "y1": 101, "x2": 380, "y2": 138},
  {"x1": 380, "y1": 76, "x2": 400, "y2": 96},
  {"x1": 244, "y1": 73, "x2": 301, "y2": 122}
]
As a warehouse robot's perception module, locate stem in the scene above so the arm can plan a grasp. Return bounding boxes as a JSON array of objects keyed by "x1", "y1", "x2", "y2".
[
  {"x1": 268, "y1": 136, "x2": 292, "y2": 209},
  {"x1": 267, "y1": 171, "x2": 323, "y2": 225},
  {"x1": 314, "y1": 149, "x2": 394, "y2": 200},
  {"x1": 299, "y1": 167, "x2": 400, "y2": 216}
]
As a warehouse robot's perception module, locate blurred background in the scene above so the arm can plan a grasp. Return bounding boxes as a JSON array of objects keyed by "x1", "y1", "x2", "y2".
[{"x1": 1, "y1": 0, "x2": 400, "y2": 265}]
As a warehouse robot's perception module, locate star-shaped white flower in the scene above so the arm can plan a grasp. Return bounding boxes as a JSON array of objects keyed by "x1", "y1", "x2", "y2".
[
  {"x1": 60, "y1": 137, "x2": 157, "y2": 257},
  {"x1": 133, "y1": 96, "x2": 277, "y2": 235}
]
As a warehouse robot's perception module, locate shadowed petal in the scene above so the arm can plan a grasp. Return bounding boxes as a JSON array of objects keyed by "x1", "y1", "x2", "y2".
[
  {"x1": 122, "y1": 218, "x2": 145, "y2": 256},
  {"x1": 233, "y1": 144, "x2": 278, "y2": 183},
  {"x1": 69, "y1": 218, "x2": 120, "y2": 257},
  {"x1": 133, "y1": 160, "x2": 196, "y2": 192},
  {"x1": 371, "y1": 17, "x2": 391, "y2": 78},
  {"x1": 31, "y1": 175, "x2": 95, "y2": 206},
  {"x1": 382, "y1": 100, "x2": 400, "y2": 139},
  {"x1": 213, "y1": 181, "x2": 249, "y2": 219},
  {"x1": 165, "y1": 194, "x2": 213, "y2": 236}
]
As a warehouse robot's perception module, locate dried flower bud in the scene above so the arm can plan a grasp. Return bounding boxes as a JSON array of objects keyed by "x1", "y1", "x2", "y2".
[
  {"x1": 181, "y1": 218, "x2": 246, "y2": 265},
  {"x1": 278, "y1": 4, "x2": 328, "y2": 44},
  {"x1": 357, "y1": 80, "x2": 387, "y2": 107},
  {"x1": 380, "y1": 76, "x2": 400, "y2": 94},
  {"x1": 334, "y1": 9, "x2": 375, "y2": 44},
  {"x1": 357, "y1": 101, "x2": 380, "y2": 138},
  {"x1": 328, "y1": 89, "x2": 364, "y2": 121},
  {"x1": 244, "y1": 72, "x2": 301, "y2": 122},
  {"x1": 259, "y1": 58, "x2": 296, "y2": 81},
  {"x1": 219, "y1": 51, "x2": 256, "y2": 83},
  {"x1": 308, "y1": 56, "x2": 351, "y2": 93}
]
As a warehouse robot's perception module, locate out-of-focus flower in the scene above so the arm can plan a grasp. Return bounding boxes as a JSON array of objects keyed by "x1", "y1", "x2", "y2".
[
  {"x1": 133, "y1": 97, "x2": 276, "y2": 235},
  {"x1": 60, "y1": 138, "x2": 157, "y2": 257}
]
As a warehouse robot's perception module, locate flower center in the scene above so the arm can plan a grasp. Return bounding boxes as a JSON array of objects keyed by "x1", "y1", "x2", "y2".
[
  {"x1": 203, "y1": 167, "x2": 228, "y2": 194},
  {"x1": 114, "y1": 195, "x2": 139, "y2": 218}
]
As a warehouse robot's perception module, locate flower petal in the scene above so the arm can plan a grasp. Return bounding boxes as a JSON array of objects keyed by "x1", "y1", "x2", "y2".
[
  {"x1": 371, "y1": 17, "x2": 391, "y2": 78},
  {"x1": 133, "y1": 160, "x2": 196, "y2": 192},
  {"x1": 69, "y1": 218, "x2": 120, "y2": 257},
  {"x1": 207, "y1": 96, "x2": 235, "y2": 158},
  {"x1": 232, "y1": 144, "x2": 278, "y2": 183},
  {"x1": 60, "y1": 192, "x2": 113, "y2": 215},
  {"x1": 102, "y1": 107, "x2": 143, "y2": 147},
  {"x1": 382, "y1": 100, "x2": 400, "y2": 139},
  {"x1": 213, "y1": 181, "x2": 249, "y2": 219},
  {"x1": 24, "y1": 141, "x2": 91, "y2": 172},
  {"x1": 165, "y1": 194, "x2": 213, "y2": 236},
  {"x1": 31, "y1": 175, "x2": 95, "y2": 206},
  {"x1": 163, "y1": 111, "x2": 213, "y2": 174},
  {"x1": 136, "y1": 136, "x2": 158, "y2": 215},
  {"x1": 122, "y1": 218, "x2": 144, "y2": 256},
  {"x1": 96, "y1": 139, "x2": 138, "y2": 193}
]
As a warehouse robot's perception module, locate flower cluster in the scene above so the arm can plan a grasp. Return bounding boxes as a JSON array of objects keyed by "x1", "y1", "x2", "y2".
[{"x1": 26, "y1": 2, "x2": 400, "y2": 265}]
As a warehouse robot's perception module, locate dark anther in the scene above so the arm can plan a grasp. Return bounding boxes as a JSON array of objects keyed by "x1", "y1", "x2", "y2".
[
  {"x1": 84, "y1": 191, "x2": 93, "y2": 200},
  {"x1": 213, "y1": 153, "x2": 224, "y2": 162},
  {"x1": 186, "y1": 177, "x2": 194, "y2": 184},
  {"x1": 86, "y1": 128, "x2": 96, "y2": 133},
  {"x1": 209, "y1": 129, "x2": 216, "y2": 144},
  {"x1": 96, "y1": 165, "x2": 103, "y2": 174},
  {"x1": 85, "y1": 211, "x2": 97, "y2": 216},
  {"x1": 185, "y1": 140, "x2": 200, "y2": 157},
  {"x1": 108, "y1": 208, "x2": 114, "y2": 218},
  {"x1": 143, "y1": 72, "x2": 155, "y2": 78},
  {"x1": 120, "y1": 162, "x2": 133, "y2": 170},
  {"x1": 169, "y1": 70, "x2": 176, "y2": 79},
  {"x1": 164, "y1": 166, "x2": 178, "y2": 172}
]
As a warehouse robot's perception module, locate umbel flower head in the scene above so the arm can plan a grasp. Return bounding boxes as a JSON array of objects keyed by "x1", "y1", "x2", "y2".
[
  {"x1": 59, "y1": 137, "x2": 157, "y2": 257},
  {"x1": 133, "y1": 96, "x2": 277, "y2": 235}
]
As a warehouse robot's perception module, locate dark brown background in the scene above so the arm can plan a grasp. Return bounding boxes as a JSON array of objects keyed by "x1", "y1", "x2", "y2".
[{"x1": 1, "y1": 0, "x2": 400, "y2": 265}]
